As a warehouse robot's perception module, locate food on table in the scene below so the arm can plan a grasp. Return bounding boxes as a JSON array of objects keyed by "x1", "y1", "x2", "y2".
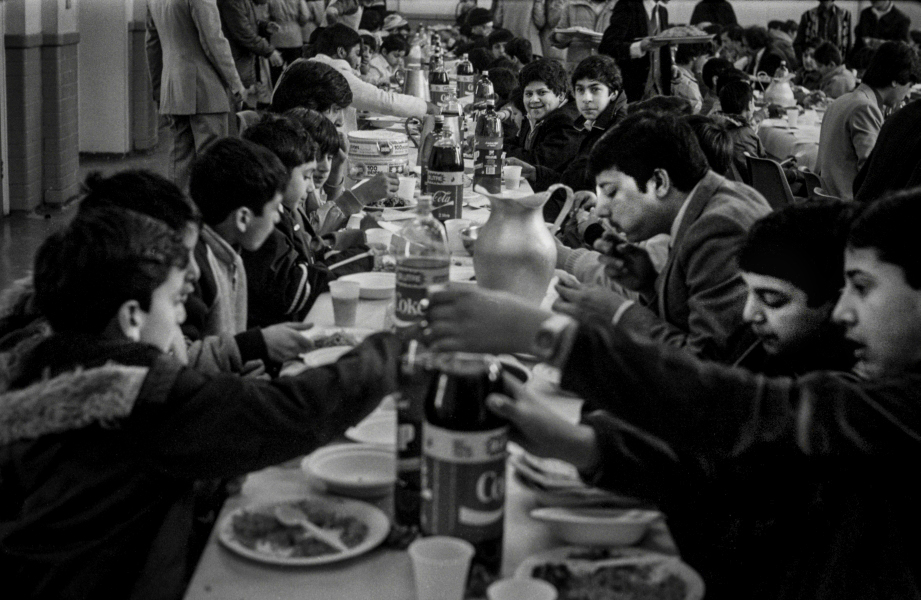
[
  {"x1": 307, "y1": 330, "x2": 362, "y2": 350},
  {"x1": 367, "y1": 196, "x2": 412, "y2": 209},
  {"x1": 230, "y1": 500, "x2": 368, "y2": 559},
  {"x1": 532, "y1": 561, "x2": 688, "y2": 600}
]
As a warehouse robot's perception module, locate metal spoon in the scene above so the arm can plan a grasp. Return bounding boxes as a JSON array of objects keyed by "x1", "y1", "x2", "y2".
[{"x1": 274, "y1": 505, "x2": 349, "y2": 552}]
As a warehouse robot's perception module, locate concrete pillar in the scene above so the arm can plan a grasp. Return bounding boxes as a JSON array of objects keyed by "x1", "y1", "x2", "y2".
[
  {"x1": 41, "y1": 0, "x2": 80, "y2": 206},
  {"x1": 129, "y1": 2, "x2": 158, "y2": 152},
  {"x1": 4, "y1": 0, "x2": 43, "y2": 212},
  {"x1": 78, "y1": 0, "x2": 131, "y2": 153}
]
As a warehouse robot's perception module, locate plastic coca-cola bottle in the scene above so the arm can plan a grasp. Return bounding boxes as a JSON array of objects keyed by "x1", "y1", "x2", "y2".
[
  {"x1": 473, "y1": 98, "x2": 503, "y2": 194},
  {"x1": 427, "y1": 128, "x2": 464, "y2": 222},
  {"x1": 392, "y1": 199, "x2": 450, "y2": 530},
  {"x1": 420, "y1": 353, "x2": 508, "y2": 592},
  {"x1": 456, "y1": 53, "x2": 476, "y2": 99},
  {"x1": 429, "y1": 49, "x2": 451, "y2": 107}
]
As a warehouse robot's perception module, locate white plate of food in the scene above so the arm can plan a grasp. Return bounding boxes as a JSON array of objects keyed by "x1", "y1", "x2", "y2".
[
  {"x1": 515, "y1": 546, "x2": 705, "y2": 600},
  {"x1": 303, "y1": 327, "x2": 373, "y2": 349},
  {"x1": 363, "y1": 116, "x2": 405, "y2": 129},
  {"x1": 363, "y1": 196, "x2": 417, "y2": 211},
  {"x1": 300, "y1": 346, "x2": 353, "y2": 368},
  {"x1": 303, "y1": 444, "x2": 396, "y2": 498},
  {"x1": 530, "y1": 507, "x2": 661, "y2": 546},
  {"x1": 346, "y1": 410, "x2": 396, "y2": 447},
  {"x1": 218, "y1": 496, "x2": 390, "y2": 566},
  {"x1": 338, "y1": 272, "x2": 396, "y2": 299}
]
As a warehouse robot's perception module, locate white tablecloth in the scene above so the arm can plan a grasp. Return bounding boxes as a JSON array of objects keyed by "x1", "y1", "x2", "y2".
[{"x1": 757, "y1": 112, "x2": 822, "y2": 172}]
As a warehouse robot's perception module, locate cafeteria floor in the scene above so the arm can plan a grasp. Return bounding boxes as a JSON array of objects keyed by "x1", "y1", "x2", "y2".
[{"x1": 0, "y1": 119, "x2": 173, "y2": 293}]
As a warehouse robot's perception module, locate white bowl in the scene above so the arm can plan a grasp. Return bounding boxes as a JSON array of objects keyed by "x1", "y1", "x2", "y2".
[
  {"x1": 303, "y1": 444, "x2": 395, "y2": 498},
  {"x1": 530, "y1": 508, "x2": 660, "y2": 547},
  {"x1": 338, "y1": 272, "x2": 396, "y2": 299}
]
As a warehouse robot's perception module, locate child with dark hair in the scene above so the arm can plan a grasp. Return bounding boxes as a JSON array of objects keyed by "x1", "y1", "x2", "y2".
[
  {"x1": 467, "y1": 47, "x2": 494, "y2": 73},
  {"x1": 0, "y1": 206, "x2": 402, "y2": 600},
  {"x1": 672, "y1": 41, "x2": 709, "y2": 113},
  {"x1": 626, "y1": 95, "x2": 694, "y2": 116},
  {"x1": 487, "y1": 28, "x2": 515, "y2": 61},
  {"x1": 271, "y1": 58, "x2": 354, "y2": 117},
  {"x1": 504, "y1": 58, "x2": 584, "y2": 219},
  {"x1": 243, "y1": 113, "x2": 374, "y2": 327},
  {"x1": 700, "y1": 56, "x2": 732, "y2": 114},
  {"x1": 369, "y1": 34, "x2": 408, "y2": 84},
  {"x1": 504, "y1": 37, "x2": 533, "y2": 70},
  {"x1": 716, "y1": 79, "x2": 763, "y2": 182},
  {"x1": 684, "y1": 114, "x2": 734, "y2": 177},
  {"x1": 186, "y1": 137, "x2": 316, "y2": 372},
  {"x1": 240, "y1": 114, "x2": 325, "y2": 327},
  {"x1": 737, "y1": 200, "x2": 854, "y2": 373},
  {"x1": 814, "y1": 41, "x2": 856, "y2": 99},
  {"x1": 488, "y1": 67, "x2": 524, "y2": 143}
]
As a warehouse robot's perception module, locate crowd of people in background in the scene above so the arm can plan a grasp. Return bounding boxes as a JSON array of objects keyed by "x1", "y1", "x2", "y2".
[{"x1": 5, "y1": 1, "x2": 921, "y2": 600}]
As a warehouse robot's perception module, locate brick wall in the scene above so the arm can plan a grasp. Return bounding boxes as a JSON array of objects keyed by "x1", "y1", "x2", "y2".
[
  {"x1": 41, "y1": 33, "x2": 80, "y2": 206},
  {"x1": 5, "y1": 34, "x2": 43, "y2": 211}
]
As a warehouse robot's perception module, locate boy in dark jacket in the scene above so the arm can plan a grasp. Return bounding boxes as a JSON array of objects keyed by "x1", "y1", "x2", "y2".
[
  {"x1": 504, "y1": 58, "x2": 585, "y2": 220},
  {"x1": 0, "y1": 207, "x2": 401, "y2": 600}
]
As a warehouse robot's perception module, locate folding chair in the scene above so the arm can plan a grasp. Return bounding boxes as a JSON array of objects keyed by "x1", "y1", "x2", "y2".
[
  {"x1": 801, "y1": 169, "x2": 827, "y2": 201},
  {"x1": 745, "y1": 153, "x2": 795, "y2": 210},
  {"x1": 812, "y1": 187, "x2": 841, "y2": 202}
]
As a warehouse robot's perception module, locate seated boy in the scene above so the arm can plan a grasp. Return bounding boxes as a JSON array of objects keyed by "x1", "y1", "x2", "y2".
[
  {"x1": 715, "y1": 79, "x2": 764, "y2": 183},
  {"x1": 241, "y1": 113, "x2": 372, "y2": 327},
  {"x1": 184, "y1": 137, "x2": 315, "y2": 372},
  {"x1": 271, "y1": 59, "x2": 399, "y2": 217},
  {"x1": 737, "y1": 199, "x2": 854, "y2": 374},
  {"x1": 0, "y1": 207, "x2": 401, "y2": 600},
  {"x1": 503, "y1": 59, "x2": 584, "y2": 219},
  {"x1": 423, "y1": 187, "x2": 921, "y2": 600},
  {"x1": 369, "y1": 34, "x2": 408, "y2": 85},
  {"x1": 814, "y1": 41, "x2": 857, "y2": 100}
]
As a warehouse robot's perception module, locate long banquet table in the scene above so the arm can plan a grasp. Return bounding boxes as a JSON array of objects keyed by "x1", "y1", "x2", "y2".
[
  {"x1": 182, "y1": 183, "x2": 678, "y2": 599},
  {"x1": 757, "y1": 111, "x2": 822, "y2": 172}
]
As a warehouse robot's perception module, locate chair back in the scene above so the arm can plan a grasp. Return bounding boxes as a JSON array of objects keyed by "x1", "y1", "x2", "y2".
[
  {"x1": 745, "y1": 153, "x2": 795, "y2": 210},
  {"x1": 812, "y1": 187, "x2": 841, "y2": 202},
  {"x1": 801, "y1": 170, "x2": 826, "y2": 201}
]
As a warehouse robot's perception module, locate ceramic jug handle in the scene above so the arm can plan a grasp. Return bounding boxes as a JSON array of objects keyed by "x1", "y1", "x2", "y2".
[
  {"x1": 548, "y1": 183, "x2": 575, "y2": 236},
  {"x1": 405, "y1": 117, "x2": 421, "y2": 148}
]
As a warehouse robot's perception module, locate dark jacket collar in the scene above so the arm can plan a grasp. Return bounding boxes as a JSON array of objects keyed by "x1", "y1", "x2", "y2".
[{"x1": 573, "y1": 90, "x2": 629, "y2": 133}]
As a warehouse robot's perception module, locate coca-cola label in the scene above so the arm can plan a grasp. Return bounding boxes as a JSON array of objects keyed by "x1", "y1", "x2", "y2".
[
  {"x1": 457, "y1": 75, "x2": 475, "y2": 98},
  {"x1": 394, "y1": 257, "x2": 450, "y2": 324},
  {"x1": 430, "y1": 84, "x2": 452, "y2": 106},
  {"x1": 427, "y1": 171, "x2": 464, "y2": 221},
  {"x1": 474, "y1": 137, "x2": 503, "y2": 193},
  {"x1": 421, "y1": 422, "x2": 508, "y2": 542}
]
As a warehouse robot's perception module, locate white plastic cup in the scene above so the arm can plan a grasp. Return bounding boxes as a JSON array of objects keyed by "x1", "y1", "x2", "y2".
[
  {"x1": 407, "y1": 536, "x2": 474, "y2": 600},
  {"x1": 397, "y1": 176, "x2": 416, "y2": 202},
  {"x1": 503, "y1": 165, "x2": 523, "y2": 190},
  {"x1": 786, "y1": 107, "x2": 799, "y2": 128},
  {"x1": 444, "y1": 218, "x2": 472, "y2": 255},
  {"x1": 487, "y1": 578, "x2": 558, "y2": 600},
  {"x1": 328, "y1": 280, "x2": 360, "y2": 327},
  {"x1": 364, "y1": 228, "x2": 393, "y2": 253}
]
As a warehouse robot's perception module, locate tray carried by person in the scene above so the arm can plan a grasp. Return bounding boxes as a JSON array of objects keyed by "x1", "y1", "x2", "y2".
[
  {"x1": 554, "y1": 26, "x2": 604, "y2": 40},
  {"x1": 639, "y1": 25, "x2": 713, "y2": 45}
]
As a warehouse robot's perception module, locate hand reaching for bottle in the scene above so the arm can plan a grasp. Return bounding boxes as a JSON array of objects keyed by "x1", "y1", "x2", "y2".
[{"x1": 486, "y1": 375, "x2": 601, "y2": 472}]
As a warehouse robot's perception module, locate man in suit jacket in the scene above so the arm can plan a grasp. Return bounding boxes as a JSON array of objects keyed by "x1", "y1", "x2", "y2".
[
  {"x1": 816, "y1": 41, "x2": 920, "y2": 199},
  {"x1": 147, "y1": 0, "x2": 247, "y2": 190},
  {"x1": 555, "y1": 111, "x2": 772, "y2": 365},
  {"x1": 854, "y1": 98, "x2": 921, "y2": 202},
  {"x1": 598, "y1": 0, "x2": 671, "y2": 102}
]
